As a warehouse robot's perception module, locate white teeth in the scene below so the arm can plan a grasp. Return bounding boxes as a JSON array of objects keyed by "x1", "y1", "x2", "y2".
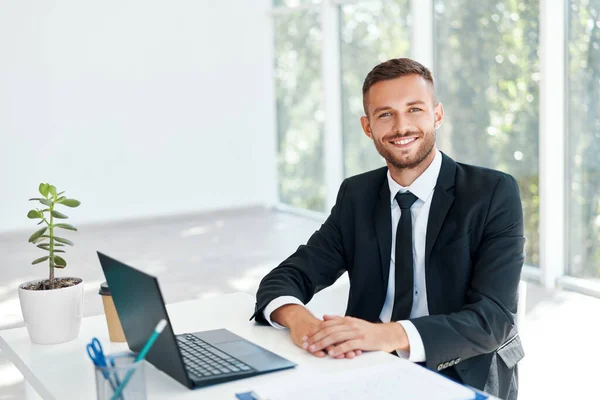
[{"x1": 393, "y1": 138, "x2": 416, "y2": 145}]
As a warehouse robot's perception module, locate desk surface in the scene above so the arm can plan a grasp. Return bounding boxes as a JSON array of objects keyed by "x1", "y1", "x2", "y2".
[{"x1": 0, "y1": 292, "x2": 487, "y2": 400}]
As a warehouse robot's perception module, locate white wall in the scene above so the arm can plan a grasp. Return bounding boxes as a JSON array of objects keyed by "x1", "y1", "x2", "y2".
[{"x1": 0, "y1": 0, "x2": 277, "y2": 233}]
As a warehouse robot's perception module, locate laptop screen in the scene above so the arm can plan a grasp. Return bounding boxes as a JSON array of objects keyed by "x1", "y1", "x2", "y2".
[{"x1": 97, "y1": 251, "x2": 191, "y2": 388}]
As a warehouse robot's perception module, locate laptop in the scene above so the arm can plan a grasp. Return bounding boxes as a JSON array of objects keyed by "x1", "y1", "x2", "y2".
[{"x1": 97, "y1": 251, "x2": 296, "y2": 389}]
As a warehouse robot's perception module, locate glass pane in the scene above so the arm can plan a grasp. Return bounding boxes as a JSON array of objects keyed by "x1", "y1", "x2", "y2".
[
  {"x1": 434, "y1": 0, "x2": 540, "y2": 266},
  {"x1": 567, "y1": 0, "x2": 600, "y2": 279},
  {"x1": 274, "y1": 9, "x2": 325, "y2": 211},
  {"x1": 340, "y1": 1, "x2": 412, "y2": 177}
]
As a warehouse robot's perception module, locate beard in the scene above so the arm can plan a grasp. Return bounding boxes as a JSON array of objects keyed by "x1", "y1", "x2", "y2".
[{"x1": 372, "y1": 128, "x2": 436, "y2": 170}]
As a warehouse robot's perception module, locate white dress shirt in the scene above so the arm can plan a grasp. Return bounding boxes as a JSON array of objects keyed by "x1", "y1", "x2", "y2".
[{"x1": 264, "y1": 150, "x2": 443, "y2": 362}]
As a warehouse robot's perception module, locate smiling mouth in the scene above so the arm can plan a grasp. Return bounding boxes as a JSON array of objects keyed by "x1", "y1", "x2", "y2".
[{"x1": 389, "y1": 137, "x2": 418, "y2": 147}]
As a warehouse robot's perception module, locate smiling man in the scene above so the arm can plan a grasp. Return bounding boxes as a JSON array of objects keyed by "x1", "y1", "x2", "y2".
[{"x1": 252, "y1": 58, "x2": 525, "y2": 400}]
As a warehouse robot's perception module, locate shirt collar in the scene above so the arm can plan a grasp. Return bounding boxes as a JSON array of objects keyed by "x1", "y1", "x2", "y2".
[{"x1": 387, "y1": 149, "x2": 442, "y2": 205}]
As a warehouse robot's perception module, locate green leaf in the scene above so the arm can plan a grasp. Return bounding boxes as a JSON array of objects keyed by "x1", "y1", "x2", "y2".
[
  {"x1": 48, "y1": 185, "x2": 57, "y2": 198},
  {"x1": 54, "y1": 237, "x2": 74, "y2": 246},
  {"x1": 32, "y1": 256, "x2": 50, "y2": 265},
  {"x1": 56, "y1": 196, "x2": 66, "y2": 202},
  {"x1": 51, "y1": 210, "x2": 68, "y2": 219},
  {"x1": 54, "y1": 223, "x2": 77, "y2": 231},
  {"x1": 39, "y1": 183, "x2": 50, "y2": 197},
  {"x1": 37, "y1": 220, "x2": 44, "y2": 225},
  {"x1": 57, "y1": 191, "x2": 65, "y2": 196},
  {"x1": 53, "y1": 256, "x2": 67, "y2": 267},
  {"x1": 27, "y1": 210, "x2": 43, "y2": 219},
  {"x1": 37, "y1": 243, "x2": 50, "y2": 250},
  {"x1": 53, "y1": 249, "x2": 66, "y2": 253},
  {"x1": 54, "y1": 243, "x2": 65, "y2": 247},
  {"x1": 32, "y1": 235, "x2": 49, "y2": 244},
  {"x1": 29, "y1": 227, "x2": 47, "y2": 243},
  {"x1": 39, "y1": 199, "x2": 52, "y2": 207},
  {"x1": 29, "y1": 198, "x2": 44, "y2": 201},
  {"x1": 60, "y1": 199, "x2": 81, "y2": 208}
]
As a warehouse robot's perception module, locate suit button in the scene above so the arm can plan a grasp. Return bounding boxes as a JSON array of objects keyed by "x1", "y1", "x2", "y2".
[
  {"x1": 442, "y1": 362, "x2": 450, "y2": 369},
  {"x1": 456, "y1": 358, "x2": 461, "y2": 364},
  {"x1": 448, "y1": 360, "x2": 455, "y2": 366},
  {"x1": 437, "y1": 364, "x2": 443, "y2": 371}
]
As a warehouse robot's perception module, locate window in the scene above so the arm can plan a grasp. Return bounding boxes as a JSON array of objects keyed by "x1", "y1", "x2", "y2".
[
  {"x1": 339, "y1": 1, "x2": 412, "y2": 177},
  {"x1": 567, "y1": 0, "x2": 600, "y2": 279},
  {"x1": 274, "y1": 9, "x2": 326, "y2": 211},
  {"x1": 433, "y1": 0, "x2": 541, "y2": 266}
]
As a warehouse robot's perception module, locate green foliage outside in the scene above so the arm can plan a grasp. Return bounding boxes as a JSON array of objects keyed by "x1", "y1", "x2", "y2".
[
  {"x1": 567, "y1": 0, "x2": 600, "y2": 278},
  {"x1": 274, "y1": 9, "x2": 326, "y2": 211},
  {"x1": 433, "y1": 0, "x2": 540, "y2": 267}
]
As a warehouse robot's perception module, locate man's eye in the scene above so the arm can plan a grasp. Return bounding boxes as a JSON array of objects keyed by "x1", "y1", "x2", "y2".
[
  {"x1": 409, "y1": 108, "x2": 422, "y2": 112},
  {"x1": 378, "y1": 112, "x2": 391, "y2": 118}
]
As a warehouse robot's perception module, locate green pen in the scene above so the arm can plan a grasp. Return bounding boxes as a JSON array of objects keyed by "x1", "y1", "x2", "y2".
[{"x1": 110, "y1": 319, "x2": 168, "y2": 400}]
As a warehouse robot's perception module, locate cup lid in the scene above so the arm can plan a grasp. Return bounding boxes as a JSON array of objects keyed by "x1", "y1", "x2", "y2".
[{"x1": 99, "y1": 281, "x2": 111, "y2": 296}]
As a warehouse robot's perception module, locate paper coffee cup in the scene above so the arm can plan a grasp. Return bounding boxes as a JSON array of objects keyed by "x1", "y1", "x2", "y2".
[{"x1": 99, "y1": 282, "x2": 126, "y2": 343}]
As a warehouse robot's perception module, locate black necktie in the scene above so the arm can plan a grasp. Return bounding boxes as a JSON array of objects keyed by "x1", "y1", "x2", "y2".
[{"x1": 391, "y1": 191, "x2": 418, "y2": 321}]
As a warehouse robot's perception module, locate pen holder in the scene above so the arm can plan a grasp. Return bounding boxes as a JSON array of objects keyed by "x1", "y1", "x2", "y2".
[{"x1": 94, "y1": 352, "x2": 147, "y2": 400}]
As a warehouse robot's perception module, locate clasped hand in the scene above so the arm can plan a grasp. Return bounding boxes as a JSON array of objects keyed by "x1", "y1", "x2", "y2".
[{"x1": 295, "y1": 314, "x2": 408, "y2": 359}]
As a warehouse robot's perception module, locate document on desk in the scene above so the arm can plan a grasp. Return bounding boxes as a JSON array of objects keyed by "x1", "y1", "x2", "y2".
[{"x1": 244, "y1": 360, "x2": 484, "y2": 400}]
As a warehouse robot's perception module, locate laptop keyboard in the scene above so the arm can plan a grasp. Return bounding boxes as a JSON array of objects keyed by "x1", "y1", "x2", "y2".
[{"x1": 177, "y1": 334, "x2": 254, "y2": 379}]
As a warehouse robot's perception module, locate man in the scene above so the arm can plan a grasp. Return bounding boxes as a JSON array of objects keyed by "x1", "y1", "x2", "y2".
[{"x1": 252, "y1": 58, "x2": 525, "y2": 400}]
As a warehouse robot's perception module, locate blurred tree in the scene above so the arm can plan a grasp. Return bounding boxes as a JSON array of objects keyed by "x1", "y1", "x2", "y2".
[
  {"x1": 433, "y1": 0, "x2": 540, "y2": 266},
  {"x1": 567, "y1": 0, "x2": 600, "y2": 278},
  {"x1": 274, "y1": 9, "x2": 326, "y2": 211}
]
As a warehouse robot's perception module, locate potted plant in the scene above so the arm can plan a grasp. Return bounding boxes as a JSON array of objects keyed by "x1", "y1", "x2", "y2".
[{"x1": 18, "y1": 183, "x2": 83, "y2": 344}]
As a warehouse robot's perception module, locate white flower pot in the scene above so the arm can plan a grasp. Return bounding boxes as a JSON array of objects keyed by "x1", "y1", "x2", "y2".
[{"x1": 18, "y1": 277, "x2": 84, "y2": 345}]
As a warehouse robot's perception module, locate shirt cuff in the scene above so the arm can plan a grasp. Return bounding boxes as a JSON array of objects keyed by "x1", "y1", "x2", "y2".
[
  {"x1": 395, "y1": 320, "x2": 426, "y2": 362},
  {"x1": 263, "y1": 296, "x2": 305, "y2": 329}
]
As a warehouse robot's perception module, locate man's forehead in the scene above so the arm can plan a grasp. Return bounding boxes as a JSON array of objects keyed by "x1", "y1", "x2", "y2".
[{"x1": 366, "y1": 76, "x2": 435, "y2": 111}]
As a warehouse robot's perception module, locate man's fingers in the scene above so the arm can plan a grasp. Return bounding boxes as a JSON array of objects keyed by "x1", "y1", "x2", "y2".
[
  {"x1": 312, "y1": 350, "x2": 327, "y2": 358},
  {"x1": 323, "y1": 314, "x2": 342, "y2": 321},
  {"x1": 329, "y1": 339, "x2": 362, "y2": 357},
  {"x1": 310, "y1": 317, "x2": 346, "y2": 334},
  {"x1": 309, "y1": 330, "x2": 358, "y2": 353},
  {"x1": 307, "y1": 322, "x2": 352, "y2": 345}
]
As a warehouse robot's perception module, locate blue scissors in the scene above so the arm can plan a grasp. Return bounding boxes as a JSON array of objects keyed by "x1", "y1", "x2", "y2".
[
  {"x1": 87, "y1": 337, "x2": 108, "y2": 368},
  {"x1": 87, "y1": 338, "x2": 122, "y2": 397}
]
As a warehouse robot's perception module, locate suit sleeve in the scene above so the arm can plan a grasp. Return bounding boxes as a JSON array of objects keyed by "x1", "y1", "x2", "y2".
[
  {"x1": 250, "y1": 180, "x2": 349, "y2": 324},
  {"x1": 410, "y1": 174, "x2": 526, "y2": 371}
]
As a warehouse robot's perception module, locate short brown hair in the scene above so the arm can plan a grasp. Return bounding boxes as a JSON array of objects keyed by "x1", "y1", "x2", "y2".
[{"x1": 362, "y1": 58, "x2": 435, "y2": 115}]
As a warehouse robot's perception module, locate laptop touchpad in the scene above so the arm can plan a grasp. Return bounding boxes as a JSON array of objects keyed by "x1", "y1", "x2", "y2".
[
  {"x1": 219, "y1": 340, "x2": 262, "y2": 356},
  {"x1": 219, "y1": 341, "x2": 291, "y2": 371}
]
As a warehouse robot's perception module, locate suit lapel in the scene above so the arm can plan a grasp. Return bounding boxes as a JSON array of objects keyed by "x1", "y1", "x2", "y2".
[
  {"x1": 425, "y1": 152, "x2": 457, "y2": 262},
  {"x1": 374, "y1": 181, "x2": 392, "y2": 292}
]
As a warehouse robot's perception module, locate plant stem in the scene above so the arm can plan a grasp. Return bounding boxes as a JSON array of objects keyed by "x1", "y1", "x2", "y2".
[{"x1": 49, "y1": 201, "x2": 55, "y2": 290}]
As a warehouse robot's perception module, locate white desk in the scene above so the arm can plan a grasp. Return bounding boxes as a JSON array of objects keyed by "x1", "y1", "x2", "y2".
[{"x1": 0, "y1": 292, "x2": 489, "y2": 399}]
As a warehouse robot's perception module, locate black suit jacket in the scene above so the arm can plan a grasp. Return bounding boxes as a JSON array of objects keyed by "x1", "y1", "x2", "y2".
[{"x1": 252, "y1": 153, "x2": 525, "y2": 400}]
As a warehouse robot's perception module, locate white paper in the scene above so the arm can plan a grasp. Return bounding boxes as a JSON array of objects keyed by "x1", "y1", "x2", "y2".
[{"x1": 251, "y1": 360, "x2": 478, "y2": 400}]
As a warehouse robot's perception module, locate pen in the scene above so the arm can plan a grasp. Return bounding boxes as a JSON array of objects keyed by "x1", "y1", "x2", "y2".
[
  {"x1": 110, "y1": 319, "x2": 168, "y2": 400},
  {"x1": 109, "y1": 356, "x2": 124, "y2": 400}
]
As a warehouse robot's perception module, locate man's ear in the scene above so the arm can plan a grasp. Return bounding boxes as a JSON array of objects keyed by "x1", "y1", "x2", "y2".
[
  {"x1": 434, "y1": 102, "x2": 444, "y2": 129},
  {"x1": 360, "y1": 115, "x2": 372, "y2": 138}
]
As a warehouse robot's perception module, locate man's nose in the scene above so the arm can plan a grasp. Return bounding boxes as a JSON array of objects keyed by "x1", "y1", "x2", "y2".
[{"x1": 392, "y1": 114, "x2": 412, "y2": 134}]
